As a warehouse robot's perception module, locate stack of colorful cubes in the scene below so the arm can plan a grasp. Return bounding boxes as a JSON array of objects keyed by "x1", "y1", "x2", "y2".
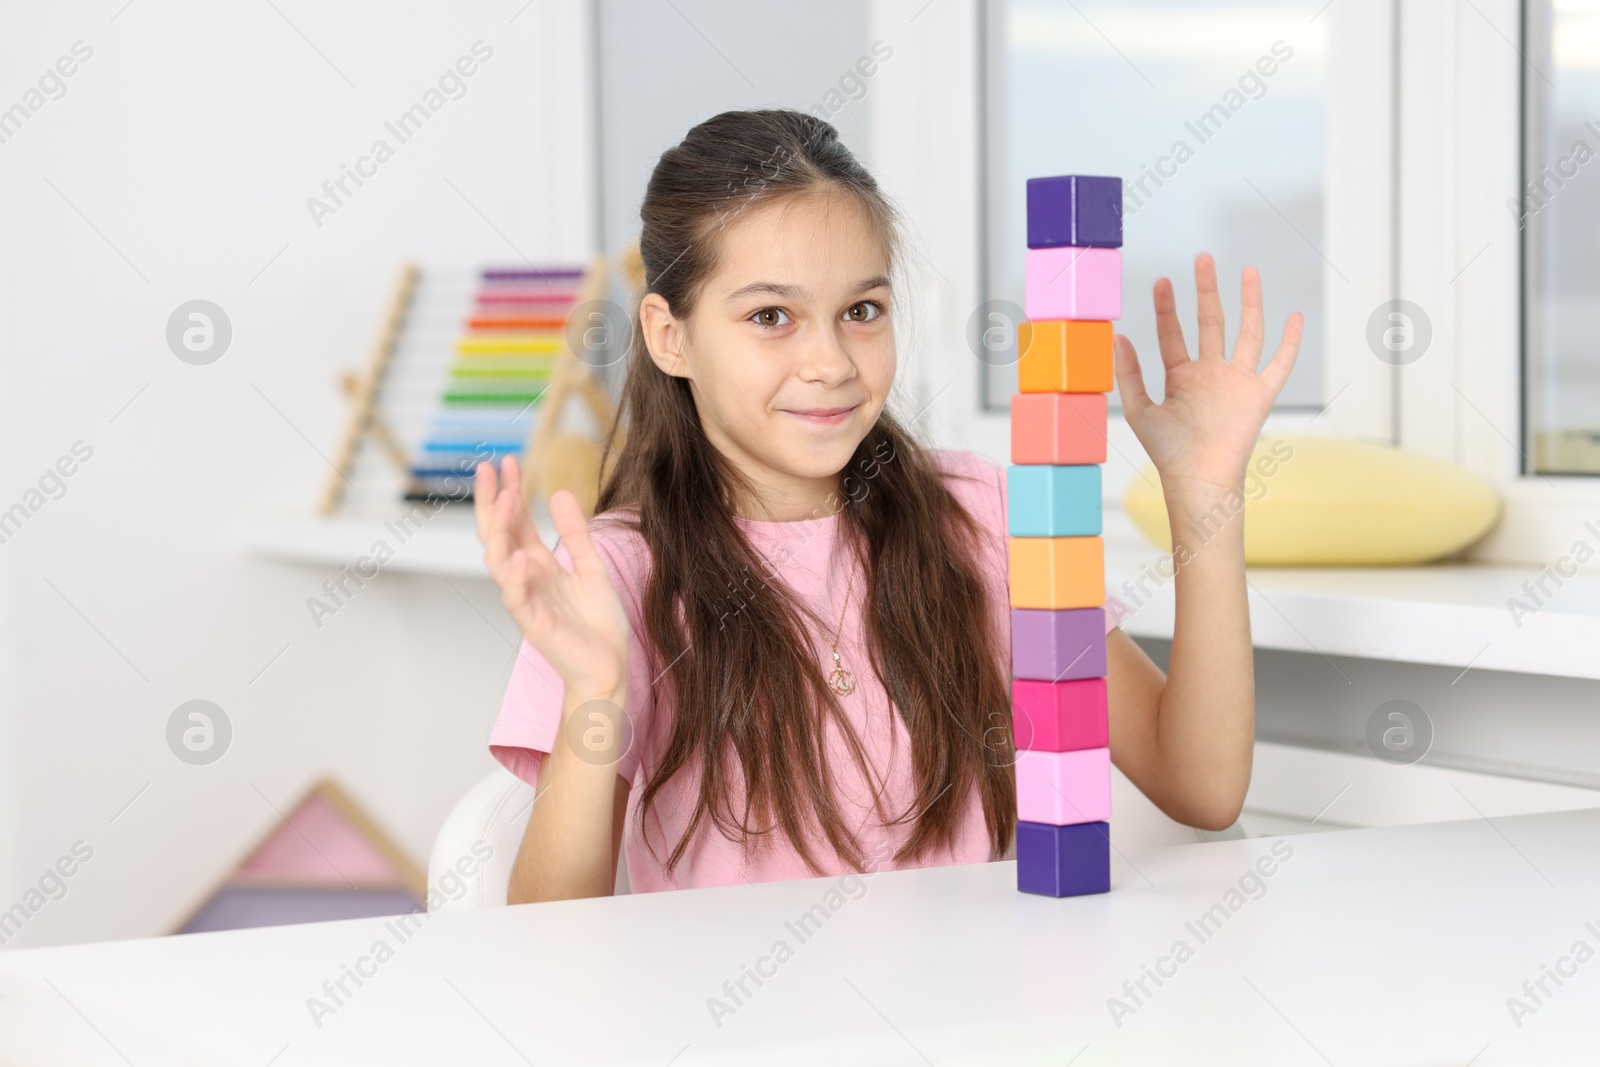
[{"x1": 1009, "y1": 174, "x2": 1121, "y2": 898}]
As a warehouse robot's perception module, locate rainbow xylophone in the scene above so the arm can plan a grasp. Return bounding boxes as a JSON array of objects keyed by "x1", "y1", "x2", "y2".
[
  {"x1": 407, "y1": 266, "x2": 587, "y2": 501},
  {"x1": 1010, "y1": 174, "x2": 1121, "y2": 897},
  {"x1": 320, "y1": 261, "x2": 610, "y2": 515}
]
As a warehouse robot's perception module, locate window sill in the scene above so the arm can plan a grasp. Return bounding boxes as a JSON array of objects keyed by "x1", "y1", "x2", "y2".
[{"x1": 1107, "y1": 510, "x2": 1600, "y2": 681}]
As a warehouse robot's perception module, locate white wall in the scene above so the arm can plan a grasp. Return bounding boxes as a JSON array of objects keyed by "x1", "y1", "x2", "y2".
[
  {"x1": 0, "y1": 0, "x2": 983, "y2": 950},
  {"x1": 0, "y1": 0, "x2": 593, "y2": 946}
]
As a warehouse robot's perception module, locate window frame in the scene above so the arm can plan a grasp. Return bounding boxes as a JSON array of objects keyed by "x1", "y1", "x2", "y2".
[
  {"x1": 958, "y1": 0, "x2": 1399, "y2": 505},
  {"x1": 1396, "y1": 0, "x2": 1600, "y2": 565}
]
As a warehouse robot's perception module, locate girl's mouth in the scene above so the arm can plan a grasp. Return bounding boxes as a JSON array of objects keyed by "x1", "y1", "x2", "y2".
[{"x1": 784, "y1": 404, "x2": 858, "y2": 425}]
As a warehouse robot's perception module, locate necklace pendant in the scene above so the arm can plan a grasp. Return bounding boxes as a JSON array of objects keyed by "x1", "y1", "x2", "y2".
[{"x1": 828, "y1": 666, "x2": 856, "y2": 696}]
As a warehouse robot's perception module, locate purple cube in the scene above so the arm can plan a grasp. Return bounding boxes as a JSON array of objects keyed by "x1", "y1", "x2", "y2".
[
  {"x1": 1011, "y1": 608, "x2": 1106, "y2": 681},
  {"x1": 1026, "y1": 175, "x2": 1123, "y2": 249},
  {"x1": 1017, "y1": 820, "x2": 1110, "y2": 897}
]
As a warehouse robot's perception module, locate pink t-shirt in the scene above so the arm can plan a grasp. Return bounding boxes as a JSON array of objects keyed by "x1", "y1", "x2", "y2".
[{"x1": 488, "y1": 449, "x2": 1127, "y2": 892}]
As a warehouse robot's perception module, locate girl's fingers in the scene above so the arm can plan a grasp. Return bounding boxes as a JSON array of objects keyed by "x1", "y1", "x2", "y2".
[
  {"x1": 1234, "y1": 266, "x2": 1266, "y2": 371},
  {"x1": 473, "y1": 460, "x2": 500, "y2": 544},
  {"x1": 496, "y1": 454, "x2": 533, "y2": 550},
  {"x1": 500, "y1": 546, "x2": 529, "y2": 610},
  {"x1": 502, "y1": 454, "x2": 524, "y2": 505},
  {"x1": 487, "y1": 453, "x2": 544, "y2": 558},
  {"x1": 549, "y1": 488, "x2": 605, "y2": 578},
  {"x1": 488, "y1": 493, "x2": 563, "y2": 629},
  {"x1": 501, "y1": 547, "x2": 546, "y2": 640},
  {"x1": 1194, "y1": 253, "x2": 1226, "y2": 361},
  {"x1": 476, "y1": 457, "x2": 535, "y2": 564},
  {"x1": 1259, "y1": 312, "x2": 1305, "y2": 398},
  {"x1": 480, "y1": 479, "x2": 519, "y2": 580},
  {"x1": 1112, "y1": 334, "x2": 1153, "y2": 423},
  {"x1": 1152, "y1": 277, "x2": 1191, "y2": 372},
  {"x1": 507, "y1": 491, "x2": 543, "y2": 554}
]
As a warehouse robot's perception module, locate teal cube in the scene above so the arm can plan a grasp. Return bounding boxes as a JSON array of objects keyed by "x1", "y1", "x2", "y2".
[{"x1": 1007, "y1": 464, "x2": 1101, "y2": 537}]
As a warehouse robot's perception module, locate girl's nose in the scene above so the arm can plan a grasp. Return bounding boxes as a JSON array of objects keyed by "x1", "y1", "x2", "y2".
[{"x1": 798, "y1": 329, "x2": 856, "y2": 385}]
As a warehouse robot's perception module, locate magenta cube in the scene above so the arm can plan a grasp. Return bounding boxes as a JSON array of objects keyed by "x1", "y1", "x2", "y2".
[
  {"x1": 1026, "y1": 175, "x2": 1123, "y2": 249},
  {"x1": 1017, "y1": 820, "x2": 1110, "y2": 897},
  {"x1": 1012, "y1": 608, "x2": 1106, "y2": 681},
  {"x1": 1024, "y1": 246, "x2": 1122, "y2": 321},
  {"x1": 1017, "y1": 747, "x2": 1112, "y2": 825},
  {"x1": 1013, "y1": 678, "x2": 1108, "y2": 752}
]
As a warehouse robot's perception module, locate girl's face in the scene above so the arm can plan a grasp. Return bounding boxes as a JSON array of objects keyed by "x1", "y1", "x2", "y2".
[{"x1": 640, "y1": 191, "x2": 896, "y2": 521}]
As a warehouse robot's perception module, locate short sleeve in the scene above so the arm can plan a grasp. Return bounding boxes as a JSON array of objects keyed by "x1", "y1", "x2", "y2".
[{"x1": 487, "y1": 529, "x2": 660, "y2": 787}]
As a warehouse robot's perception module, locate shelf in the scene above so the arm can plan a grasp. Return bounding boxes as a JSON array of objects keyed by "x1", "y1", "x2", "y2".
[
  {"x1": 248, "y1": 509, "x2": 1600, "y2": 680},
  {"x1": 247, "y1": 506, "x2": 551, "y2": 580}
]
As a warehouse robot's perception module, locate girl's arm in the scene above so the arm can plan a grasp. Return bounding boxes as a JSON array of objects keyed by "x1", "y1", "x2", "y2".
[
  {"x1": 1105, "y1": 253, "x2": 1302, "y2": 831},
  {"x1": 511, "y1": 683, "x2": 631, "y2": 903},
  {"x1": 475, "y1": 457, "x2": 635, "y2": 902}
]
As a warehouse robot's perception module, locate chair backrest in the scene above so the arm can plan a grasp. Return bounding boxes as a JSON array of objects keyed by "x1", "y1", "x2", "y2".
[{"x1": 428, "y1": 766, "x2": 630, "y2": 910}]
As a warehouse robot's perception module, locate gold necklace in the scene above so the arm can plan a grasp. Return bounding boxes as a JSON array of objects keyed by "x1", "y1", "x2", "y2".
[{"x1": 827, "y1": 550, "x2": 860, "y2": 696}]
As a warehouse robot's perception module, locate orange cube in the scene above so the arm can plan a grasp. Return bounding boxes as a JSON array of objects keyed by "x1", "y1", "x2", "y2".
[
  {"x1": 1011, "y1": 393, "x2": 1108, "y2": 465},
  {"x1": 1009, "y1": 537, "x2": 1105, "y2": 609},
  {"x1": 1018, "y1": 320, "x2": 1114, "y2": 393}
]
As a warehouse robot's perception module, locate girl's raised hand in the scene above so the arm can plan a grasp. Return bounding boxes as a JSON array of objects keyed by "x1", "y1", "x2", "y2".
[
  {"x1": 474, "y1": 456, "x2": 630, "y2": 697},
  {"x1": 1112, "y1": 253, "x2": 1302, "y2": 509}
]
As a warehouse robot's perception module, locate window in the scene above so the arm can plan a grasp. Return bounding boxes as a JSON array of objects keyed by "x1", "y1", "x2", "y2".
[
  {"x1": 1523, "y1": 0, "x2": 1600, "y2": 476},
  {"x1": 982, "y1": 0, "x2": 1330, "y2": 413}
]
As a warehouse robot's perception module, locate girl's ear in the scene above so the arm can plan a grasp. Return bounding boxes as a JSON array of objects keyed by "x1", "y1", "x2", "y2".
[{"x1": 640, "y1": 292, "x2": 691, "y2": 381}]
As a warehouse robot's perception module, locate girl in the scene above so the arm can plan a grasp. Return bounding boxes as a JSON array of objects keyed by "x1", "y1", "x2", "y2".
[{"x1": 476, "y1": 109, "x2": 1300, "y2": 904}]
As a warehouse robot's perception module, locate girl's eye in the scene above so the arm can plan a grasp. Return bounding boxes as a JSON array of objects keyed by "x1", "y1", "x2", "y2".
[
  {"x1": 845, "y1": 301, "x2": 884, "y2": 323},
  {"x1": 751, "y1": 307, "x2": 791, "y2": 329}
]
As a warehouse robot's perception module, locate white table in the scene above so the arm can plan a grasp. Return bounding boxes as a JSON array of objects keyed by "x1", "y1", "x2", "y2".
[{"x1": 5, "y1": 808, "x2": 1599, "y2": 1066}]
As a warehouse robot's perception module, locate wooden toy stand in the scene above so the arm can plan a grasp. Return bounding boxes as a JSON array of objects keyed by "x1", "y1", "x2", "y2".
[
  {"x1": 520, "y1": 256, "x2": 616, "y2": 515},
  {"x1": 320, "y1": 263, "x2": 420, "y2": 515},
  {"x1": 320, "y1": 255, "x2": 626, "y2": 517}
]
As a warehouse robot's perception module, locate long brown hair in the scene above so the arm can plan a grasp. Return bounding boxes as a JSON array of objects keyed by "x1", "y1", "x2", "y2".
[{"x1": 593, "y1": 108, "x2": 1014, "y2": 876}]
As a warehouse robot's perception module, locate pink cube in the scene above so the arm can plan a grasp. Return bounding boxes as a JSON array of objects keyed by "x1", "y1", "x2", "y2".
[
  {"x1": 1016, "y1": 747, "x2": 1112, "y2": 826},
  {"x1": 1012, "y1": 678, "x2": 1107, "y2": 752},
  {"x1": 1024, "y1": 246, "x2": 1122, "y2": 321},
  {"x1": 1011, "y1": 392, "x2": 1108, "y2": 465}
]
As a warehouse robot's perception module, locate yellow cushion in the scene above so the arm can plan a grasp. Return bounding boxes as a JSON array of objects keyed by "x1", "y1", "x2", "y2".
[{"x1": 1121, "y1": 435, "x2": 1501, "y2": 565}]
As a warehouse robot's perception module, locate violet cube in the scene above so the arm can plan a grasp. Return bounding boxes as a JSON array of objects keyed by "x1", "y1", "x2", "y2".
[
  {"x1": 1026, "y1": 175, "x2": 1123, "y2": 249},
  {"x1": 1016, "y1": 820, "x2": 1110, "y2": 897},
  {"x1": 1011, "y1": 608, "x2": 1106, "y2": 681}
]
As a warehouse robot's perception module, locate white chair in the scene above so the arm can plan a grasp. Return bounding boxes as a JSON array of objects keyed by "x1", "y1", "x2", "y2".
[
  {"x1": 427, "y1": 763, "x2": 1240, "y2": 909},
  {"x1": 426, "y1": 765, "x2": 631, "y2": 912}
]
